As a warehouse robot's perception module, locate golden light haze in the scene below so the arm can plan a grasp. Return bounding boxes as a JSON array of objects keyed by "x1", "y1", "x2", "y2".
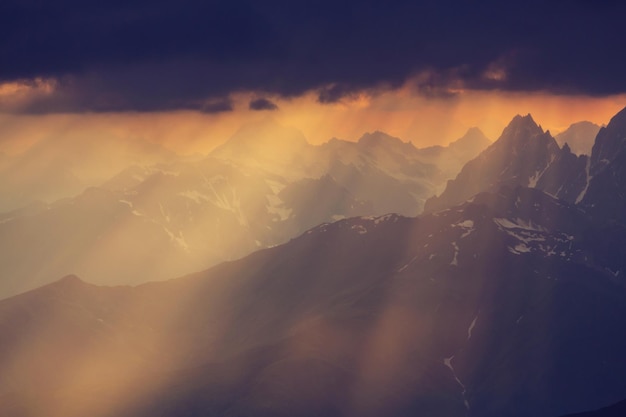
[{"x1": 0, "y1": 83, "x2": 625, "y2": 156}]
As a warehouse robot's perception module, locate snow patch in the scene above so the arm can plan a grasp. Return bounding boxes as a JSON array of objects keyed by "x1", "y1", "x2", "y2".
[
  {"x1": 351, "y1": 224, "x2": 368, "y2": 234},
  {"x1": 494, "y1": 217, "x2": 545, "y2": 232},
  {"x1": 374, "y1": 214, "x2": 396, "y2": 224},
  {"x1": 509, "y1": 243, "x2": 532, "y2": 254},
  {"x1": 179, "y1": 190, "x2": 210, "y2": 204},
  {"x1": 396, "y1": 256, "x2": 418, "y2": 273},
  {"x1": 528, "y1": 160, "x2": 552, "y2": 188},
  {"x1": 118, "y1": 199, "x2": 133, "y2": 208},
  {"x1": 456, "y1": 219, "x2": 475, "y2": 238},
  {"x1": 265, "y1": 179, "x2": 286, "y2": 194},
  {"x1": 159, "y1": 203, "x2": 170, "y2": 223},
  {"x1": 467, "y1": 315, "x2": 478, "y2": 340},
  {"x1": 450, "y1": 242, "x2": 459, "y2": 266},
  {"x1": 457, "y1": 220, "x2": 474, "y2": 228},
  {"x1": 162, "y1": 228, "x2": 189, "y2": 251},
  {"x1": 266, "y1": 193, "x2": 292, "y2": 221},
  {"x1": 444, "y1": 356, "x2": 470, "y2": 410}
]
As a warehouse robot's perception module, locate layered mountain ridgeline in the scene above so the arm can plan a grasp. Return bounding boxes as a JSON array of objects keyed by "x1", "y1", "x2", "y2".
[
  {"x1": 211, "y1": 119, "x2": 491, "y2": 213},
  {"x1": 3, "y1": 109, "x2": 625, "y2": 417},
  {"x1": 1, "y1": 183, "x2": 625, "y2": 417},
  {"x1": 0, "y1": 133, "x2": 178, "y2": 213},
  {"x1": 0, "y1": 121, "x2": 489, "y2": 298},
  {"x1": 425, "y1": 109, "x2": 626, "y2": 225}
]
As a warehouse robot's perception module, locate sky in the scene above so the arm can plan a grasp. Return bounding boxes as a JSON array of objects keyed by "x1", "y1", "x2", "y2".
[{"x1": 1, "y1": 0, "x2": 626, "y2": 154}]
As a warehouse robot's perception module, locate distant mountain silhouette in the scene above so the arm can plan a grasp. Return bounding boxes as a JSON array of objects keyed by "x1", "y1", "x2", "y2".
[
  {"x1": 555, "y1": 121, "x2": 600, "y2": 156},
  {"x1": 0, "y1": 123, "x2": 487, "y2": 297},
  {"x1": 0, "y1": 133, "x2": 177, "y2": 212}
]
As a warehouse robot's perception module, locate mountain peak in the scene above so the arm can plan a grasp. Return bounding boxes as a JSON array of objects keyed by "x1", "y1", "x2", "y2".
[
  {"x1": 32, "y1": 274, "x2": 91, "y2": 296},
  {"x1": 55, "y1": 274, "x2": 85, "y2": 286},
  {"x1": 358, "y1": 131, "x2": 405, "y2": 146},
  {"x1": 423, "y1": 113, "x2": 563, "y2": 213},
  {"x1": 448, "y1": 127, "x2": 491, "y2": 152},
  {"x1": 495, "y1": 113, "x2": 549, "y2": 150},
  {"x1": 503, "y1": 113, "x2": 543, "y2": 135},
  {"x1": 464, "y1": 126, "x2": 485, "y2": 136}
]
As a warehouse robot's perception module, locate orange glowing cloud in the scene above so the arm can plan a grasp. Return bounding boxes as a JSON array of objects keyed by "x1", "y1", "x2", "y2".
[{"x1": 0, "y1": 80, "x2": 624, "y2": 158}]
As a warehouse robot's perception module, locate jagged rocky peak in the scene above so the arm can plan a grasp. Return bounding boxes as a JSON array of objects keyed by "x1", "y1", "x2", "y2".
[
  {"x1": 423, "y1": 113, "x2": 563, "y2": 213},
  {"x1": 498, "y1": 113, "x2": 554, "y2": 147},
  {"x1": 508, "y1": 113, "x2": 542, "y2": 131},
  {"x1": 490, "y1": 113, "x2": 561, "y2": 161},
  {"x1": 561, "y1": 142, "x2": 572, "y2": 154},
  {"x1": 590, "y1": 106, "x2": 626, "y2": 173}
]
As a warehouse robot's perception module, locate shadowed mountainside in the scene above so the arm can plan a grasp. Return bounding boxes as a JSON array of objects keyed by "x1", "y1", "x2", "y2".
[{"x1": 1, "y1": 184, "x2": 625, "y2": 417}]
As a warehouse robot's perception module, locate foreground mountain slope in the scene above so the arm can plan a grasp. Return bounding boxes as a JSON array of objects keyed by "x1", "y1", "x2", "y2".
[
  {"x1": 559, "y1": 399, "x2": 626, "y2": 417},
  {"x1": 1, "y1": 184, "x2": 625, "y2": 417},
  {"x1": 212, "y1": 120, "x2": 490, "y2": 214}
]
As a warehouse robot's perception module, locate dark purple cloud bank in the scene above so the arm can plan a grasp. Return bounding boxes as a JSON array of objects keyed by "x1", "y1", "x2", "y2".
[{"x1": 1, "y1": 0, "x2": 625, "y2": 112}]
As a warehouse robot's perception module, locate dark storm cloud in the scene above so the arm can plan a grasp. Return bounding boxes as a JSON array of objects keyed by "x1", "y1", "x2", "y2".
[
  {"x1": 318, "y1": 84, "x2": 355, "y2": 104},
  {"x1": 249, "y1": 98, "x2": 278, "y2": 111},
  {"x1": 1, "y1": 0, "x2": 625, "y2": 113}
]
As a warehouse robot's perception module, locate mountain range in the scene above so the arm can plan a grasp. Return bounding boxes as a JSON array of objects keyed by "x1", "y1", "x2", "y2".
[
  {"x1": 0, "y1": 132, "x2": 178, "y2": 213},
  {"x1": 0, "y1": 107, "x2": 625, "y2": 417},
  {"x1": 0, "y1": 121, "x2": 490, "y2": 297},
  {"x1": 424, "y1": 110, "x2": 625, "y2": 216}
]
